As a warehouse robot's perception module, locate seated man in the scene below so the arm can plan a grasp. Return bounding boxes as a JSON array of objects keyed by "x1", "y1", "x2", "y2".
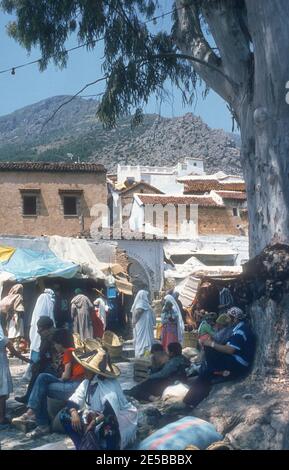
[
  {"x1": 199, "y1": 307, "x2": 255, "y2": 381},
  {"x1": 183, "y1": 307, "x2": 255, "y2": 408},
  {"x1": 13, "y1": 328, "x2": 85, "y2": 437},
  {"x1": 15, "y1": 316, "x2": 60, "y2": 404},
  {"x1": 149, "y1": 343, "x2": 169, "y2": 373},
  {"x1": 212, "y1": 313, "x2": 233, "y2": 345},
  {"x1": 126, "y1": 342, "x2": 190, "y2": 402},
  {"x1": 59, "y1": 348, "x2": 138, "y2": 450}
]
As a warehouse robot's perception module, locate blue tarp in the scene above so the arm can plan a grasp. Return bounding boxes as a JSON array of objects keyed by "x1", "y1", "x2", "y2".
[{"x1": 0, "y1": 247, "x2": 79, "y2": 281}]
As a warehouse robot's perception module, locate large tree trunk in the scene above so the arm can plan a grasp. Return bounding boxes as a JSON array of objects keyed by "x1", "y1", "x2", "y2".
[
  {"x1": 241, "y1": 0, "x2": 289, "y2": 258},
  {"x1": 174, "y1": 1, "x2": 289, "y2": 448}
]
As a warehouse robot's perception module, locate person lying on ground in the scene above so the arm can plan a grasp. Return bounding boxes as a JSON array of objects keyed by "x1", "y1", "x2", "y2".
[
  {"x1": 12, "y1": 328, "x2": 85, "y2": 437},
  {"x1": 15, "y1": 316, "x2": 61, "y2": 404},
  {"x1": 125, "y1": 342, "x2": 190, "y2": 402},
  {"x1": 59, "y1": 348, "x2": 138, "y2": 450}
]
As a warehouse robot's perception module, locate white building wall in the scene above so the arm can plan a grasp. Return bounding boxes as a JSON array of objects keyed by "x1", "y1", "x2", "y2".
[
  {"x1": 118, "y1": 239, "x2": 164, "y2": 293},
  {"x1": 117, "y1": 158, "x2": 204, "y2": 190}
]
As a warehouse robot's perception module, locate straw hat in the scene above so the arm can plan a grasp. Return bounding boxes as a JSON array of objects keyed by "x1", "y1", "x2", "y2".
[
  {"x1": 73, "y1": 333, "x2": 85, "y2": 352},
  {"x1": 93, "y1": 288, "x2": 106, "y2": 297},
  {"x1": 84, "y1": 338, "x2": 103, "y2": 352},
  {"x1": 72, "y1": 348, "x2": 120, "y2": 379}
]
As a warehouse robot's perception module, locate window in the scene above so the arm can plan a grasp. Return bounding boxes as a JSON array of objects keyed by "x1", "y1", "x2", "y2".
[
  {"x1": 63, "y1": 196, "x2": 78, "y2": 216},
  {"x1": 20, "y1": 189, "x2": 40, "y2": 216},
  {"x1": 233, "y1": 207, "x2": 238, "y2": 217},
  {"x1": 181, "y1": 163, "x2": 187, "y2": 170},
  {"x1": 59, "y1": 189, "x2": 83, "y2": 217},
  {"x1": 23, "y1": 195, "x2": 37, "y2": 216},
  {"x1": 193, "y1": 162, "x2": 197, "y2": 167}
]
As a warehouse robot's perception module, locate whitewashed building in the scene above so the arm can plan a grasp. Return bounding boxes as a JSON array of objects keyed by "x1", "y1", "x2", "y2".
[{"x1": 117, "y1": 157, "x2": 204, "y2": 194}]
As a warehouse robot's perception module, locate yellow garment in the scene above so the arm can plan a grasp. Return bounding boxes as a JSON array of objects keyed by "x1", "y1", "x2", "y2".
[{"x1": 0, "y1": 245, "x2": 15, "y2": 263}]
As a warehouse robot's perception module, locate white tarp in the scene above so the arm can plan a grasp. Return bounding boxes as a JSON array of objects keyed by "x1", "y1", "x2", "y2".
[
  {"x1": 49, "y1": 236, "x2": 106, "y2": 280},
  {"x1": 176, "y1": 276, "x2": 201, "y2": 308},
  {"x1": 164, "y1": 256, "x2": 205, "y2": 279}
]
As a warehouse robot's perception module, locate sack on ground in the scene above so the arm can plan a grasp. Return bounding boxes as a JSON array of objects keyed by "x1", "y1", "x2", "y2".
[
  {"x1": 161, "y1": 383, "x2": 190, "y2": 403},
  {"x1": 137, "y1": 417, "x2": 222, "y2": 450}
]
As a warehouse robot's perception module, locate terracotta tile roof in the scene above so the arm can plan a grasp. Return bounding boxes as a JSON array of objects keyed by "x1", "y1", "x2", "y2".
[
  {"x1": 183, "y1": 180, "x2": 246, "y2": 193},
  {"x1": 0, "y1": 162, "x2": 106, "y2": 173},
  {"x1": 215, "y1": 191, "x2": 247, "y2": 200},
  {"x1": 120, "y1": 181, "x2": 163, "y2": 195},
  {"x1": 136, "y1": 193, "x2": 223, "y2": 207}
]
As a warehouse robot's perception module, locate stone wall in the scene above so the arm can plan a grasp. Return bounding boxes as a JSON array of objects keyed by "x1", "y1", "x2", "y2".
[
  {"x1": 0, "y1": 171, "x2": 107, "y2": 237},
  {"x1": 197, "y1": 207, "x2": 248, "y2": 236}
]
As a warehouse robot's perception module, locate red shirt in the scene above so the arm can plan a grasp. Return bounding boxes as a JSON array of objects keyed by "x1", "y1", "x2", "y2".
[{"x1": 62, "y1": 347, "x2": 85, "y2": 381}]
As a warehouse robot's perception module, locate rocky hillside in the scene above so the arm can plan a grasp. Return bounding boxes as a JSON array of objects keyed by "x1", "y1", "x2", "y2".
[{"x1": 0, "y1": 95, "x2": 242, "y2": 175}]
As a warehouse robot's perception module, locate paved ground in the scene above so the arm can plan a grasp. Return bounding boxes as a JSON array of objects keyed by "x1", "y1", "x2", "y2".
[{"x1": 0, "y1": 357, "x2": 138, "y2": 450}]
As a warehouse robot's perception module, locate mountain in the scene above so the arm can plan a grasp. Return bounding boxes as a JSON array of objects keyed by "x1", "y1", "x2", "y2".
[{"x1": 0, "y1": 95, "x2": 242, "y2": 175}]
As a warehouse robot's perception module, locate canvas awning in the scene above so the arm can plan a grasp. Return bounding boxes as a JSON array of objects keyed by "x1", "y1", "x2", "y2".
[
  {"x1": 176, "y1": 276, "x2": 201, "y2": 308},
  {"x1": 49, "y1": 236, "x2": 131, "y2": 284},
  {"x1": 115, "y1": 277, "x2": 133, "y2": 296},
  {"x1": 0, "y1": 247, "x2": 79, "y2": 283}
]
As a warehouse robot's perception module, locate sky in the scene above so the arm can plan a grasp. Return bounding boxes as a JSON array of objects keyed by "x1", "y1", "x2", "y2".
[{"x1": 0, "y1": 8, "x2": 233, "y2": 132}]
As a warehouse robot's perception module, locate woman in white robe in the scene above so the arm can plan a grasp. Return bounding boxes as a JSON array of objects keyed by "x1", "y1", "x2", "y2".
[
  {"x1": 29, "y1": 289, "x2": 55, "y2": 363},
  {"x1": 131, "y1": 290, "x2": 155, "y2": 358},
  {"x1": 164, "y1": 294, "x2": 185, "y2": 345}
]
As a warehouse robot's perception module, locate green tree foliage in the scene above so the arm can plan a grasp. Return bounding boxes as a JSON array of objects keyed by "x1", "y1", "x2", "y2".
[{"x1": 1, "y1": 0, "x2": 196, "y2": 127}]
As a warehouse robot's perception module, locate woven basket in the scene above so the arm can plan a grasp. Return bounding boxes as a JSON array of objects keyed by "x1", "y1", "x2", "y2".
[
  {"x1": 183, "y1": 331, "x2": 198, "y2": 349},
  {"x1": 85, "y1": 338, "x2": 103, "y2": 352},
  {"x1": 102, "y1": 330, "x2": 123, "y2": 359},
  {"x1": 133, "y1": 358, "x2": 151, "y2": 382}
]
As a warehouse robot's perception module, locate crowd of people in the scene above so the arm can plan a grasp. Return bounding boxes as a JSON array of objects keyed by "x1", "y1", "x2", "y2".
[
  {"x1": 130, "y1": 286, "x2": 255, "y2": 408},
  {"x1": 0, "y1": 280, "x2": 255, "y2": 449}
]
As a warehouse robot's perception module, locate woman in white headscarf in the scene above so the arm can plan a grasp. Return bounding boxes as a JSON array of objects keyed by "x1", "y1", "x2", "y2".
[
  {"x1": 0, "y1": 284, "x2": 24, "y2": 343},
  {"x1": 92, "y1": 296, "x2": 108, "y2": 339},
  {"x1": 131, "y1": 290, "x2": 155, "y2": 358},
  {"x1": 163, "y1": 294, "x2": 185, "y2": 346},
  {"x1": 29, "y1": 289, "x2": 55, "y2": 364}
]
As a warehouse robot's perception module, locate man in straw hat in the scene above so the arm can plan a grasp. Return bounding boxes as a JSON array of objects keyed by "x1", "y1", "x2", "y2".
[{"x1": 59, "y1": 347, "x2": 138, "y2": 450}]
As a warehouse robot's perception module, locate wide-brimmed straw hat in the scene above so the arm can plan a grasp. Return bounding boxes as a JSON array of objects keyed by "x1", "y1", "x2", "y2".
[{"x1": 72, "y1": 347, "x2": 120, "y2": 379}]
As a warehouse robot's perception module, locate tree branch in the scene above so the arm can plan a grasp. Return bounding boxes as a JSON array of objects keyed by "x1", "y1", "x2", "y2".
[
  {"x1": 152, "y1": 52, "x2": 237, "y2": 88},
  {"x1": 41, "y1": 77, "x2": 107, "y2": 131},
  {"x1": 174, "y1": 0, "x2": 237, "y2": 104},
  {"x1": 201, "y1": 0, "x2": 252, "y2": 88}
]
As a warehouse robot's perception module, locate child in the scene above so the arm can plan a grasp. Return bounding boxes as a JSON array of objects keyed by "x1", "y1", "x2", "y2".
[{"x1": 197, "y1": 313, "x2": 217, "y2": 345}]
